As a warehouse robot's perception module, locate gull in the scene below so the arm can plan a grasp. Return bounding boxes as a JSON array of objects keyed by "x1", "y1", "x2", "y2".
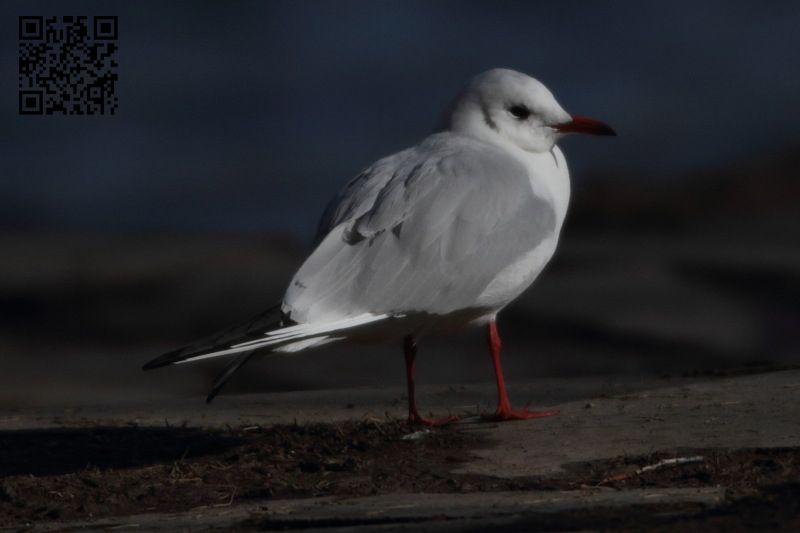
[{"x1": 143, "y1": 68, "x2": 615, "y2": 425}]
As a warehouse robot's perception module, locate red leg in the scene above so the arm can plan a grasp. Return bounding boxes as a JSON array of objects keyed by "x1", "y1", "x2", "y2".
[
  {"x1": 404, "y1": 336, "x2": 458, "y2": 426},
  {"x1": 482, "y1": 321, "x2": 559, "y2": 422}
]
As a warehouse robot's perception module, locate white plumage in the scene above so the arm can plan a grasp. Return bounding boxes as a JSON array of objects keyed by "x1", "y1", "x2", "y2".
[{"x1": 144, "y1": 68, "x2": 615, "y2": 421}]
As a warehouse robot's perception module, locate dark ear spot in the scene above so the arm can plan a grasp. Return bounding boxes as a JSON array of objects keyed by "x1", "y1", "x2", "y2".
[{"x1": 483, "y1": 108, "x2": 498, "y2": 131}]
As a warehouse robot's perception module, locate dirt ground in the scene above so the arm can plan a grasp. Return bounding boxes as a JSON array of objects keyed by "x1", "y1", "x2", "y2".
[{"x1": 1, "y1": 418, "x2": 799, "y2": 530}]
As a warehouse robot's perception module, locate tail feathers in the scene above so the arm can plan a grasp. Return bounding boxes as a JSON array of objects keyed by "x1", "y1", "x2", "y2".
[
  {"x1": 144, "y1": 312, "x2": 391, "y2": 370},
  {"x1": 205, "y1": 335, "x2": 341, "y2": 404},
  {"x1": 173, "y1": 313, "x2": 390, "y2": 364},
  {"x1": 230, "y1": 314, "x2": 381, "y2": 349},
  {"x1": 142, "y1": 304, "x2": 285, "y2": 371}
]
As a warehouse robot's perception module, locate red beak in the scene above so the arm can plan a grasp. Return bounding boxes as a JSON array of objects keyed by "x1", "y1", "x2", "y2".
[{"x1": 555, "y1": 115, "x2": 616, "y2": 136}]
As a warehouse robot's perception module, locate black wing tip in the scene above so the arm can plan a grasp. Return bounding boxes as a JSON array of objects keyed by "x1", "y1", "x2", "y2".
[
  {"x1": 141, "y1": 358, "x2": 169, "y2": 371},
  {"x1": 141, "y1": 359, "x2": 166, "y2": 371},
  {"x1": 142, "y1": 303, "x2": 285, "y2": 373},
  {"x1": 205, "y1": 379, "x2": 223, "y2": 404},
  {"x1": 141, "y1": 348, "x2": 186, "y2": 371}
]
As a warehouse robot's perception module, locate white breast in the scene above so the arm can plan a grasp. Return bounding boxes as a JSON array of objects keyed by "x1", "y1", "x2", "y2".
[{"x1": 473, "y1": 145, "x2": 570, "y2": 316}]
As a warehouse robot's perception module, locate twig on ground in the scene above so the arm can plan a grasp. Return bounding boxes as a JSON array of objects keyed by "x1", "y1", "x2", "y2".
[
  {"x1": 213, "y1": 488, "x2": 237, "y2": 508},
  {"x1": 600, "y1": 455, "x2": 704, "y2": 484},
  {"x1": 637, "y1": 455, "x2": 704, "y2": 474}
]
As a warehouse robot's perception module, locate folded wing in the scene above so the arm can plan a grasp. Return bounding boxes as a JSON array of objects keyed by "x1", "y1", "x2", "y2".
[{"x1": 285, "y1": 133, "x2": 557, "y2": 323}]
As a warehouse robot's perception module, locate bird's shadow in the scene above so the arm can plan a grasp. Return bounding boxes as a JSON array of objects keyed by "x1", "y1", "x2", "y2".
[{"x1": 0, "y1": 426, "x2": 244, "y2": 477}]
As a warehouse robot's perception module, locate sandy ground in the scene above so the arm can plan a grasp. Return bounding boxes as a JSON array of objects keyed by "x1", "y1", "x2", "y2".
[{"x1": 2, "y1": 369, "x2": 799, "y2": 530}]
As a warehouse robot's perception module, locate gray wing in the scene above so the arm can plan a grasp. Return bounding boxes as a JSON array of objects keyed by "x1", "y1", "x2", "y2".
[
  {"x1": 286, "y1": 134, "x2": 556, "y2": 323},
  {"x1": 314, "y1": 147, "x2": 416, "y2": 244}
]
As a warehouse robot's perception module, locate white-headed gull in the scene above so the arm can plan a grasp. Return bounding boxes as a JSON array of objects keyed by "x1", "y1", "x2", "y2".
[{"x1": 144, "y1": 68, "x2": 615, "y2": 425}]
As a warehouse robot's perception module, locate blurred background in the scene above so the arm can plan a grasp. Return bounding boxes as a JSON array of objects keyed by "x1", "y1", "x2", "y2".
[{"x1": 2, "y1": 0, "x2": 798, "y2": 406}]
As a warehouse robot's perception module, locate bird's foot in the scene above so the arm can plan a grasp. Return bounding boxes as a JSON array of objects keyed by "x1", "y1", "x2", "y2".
[
  {"x1": 481, "y1": 406, "x2": 559, "y2": 422},
  {"x1": 407, "y1": 413, "x2": 459, "y2": 427}
]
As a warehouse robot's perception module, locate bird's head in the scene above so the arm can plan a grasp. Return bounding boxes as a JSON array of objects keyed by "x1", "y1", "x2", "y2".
[{"x1": 444, "y1": 68, "x2": 615, "y2": 153}]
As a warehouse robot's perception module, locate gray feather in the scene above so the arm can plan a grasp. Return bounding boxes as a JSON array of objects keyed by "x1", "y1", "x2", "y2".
[{"x1": 288, "y1": 132, "x2": 556, "y2": 322}]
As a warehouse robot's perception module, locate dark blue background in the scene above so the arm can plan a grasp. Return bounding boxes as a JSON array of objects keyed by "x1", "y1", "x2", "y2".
[{"x1": 3, "y1": 0, "x2": 799, "y2": 239}]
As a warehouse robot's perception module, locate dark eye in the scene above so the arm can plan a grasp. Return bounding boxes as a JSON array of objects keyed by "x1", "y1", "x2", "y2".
[{"x1": 507, "y1": 105, "x2": 531, "y2": 120}]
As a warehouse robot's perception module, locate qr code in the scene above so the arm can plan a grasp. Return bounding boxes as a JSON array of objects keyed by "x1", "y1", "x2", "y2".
[{"x1": 18, "y1": 16, "x2": 119, "y2": 115}]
